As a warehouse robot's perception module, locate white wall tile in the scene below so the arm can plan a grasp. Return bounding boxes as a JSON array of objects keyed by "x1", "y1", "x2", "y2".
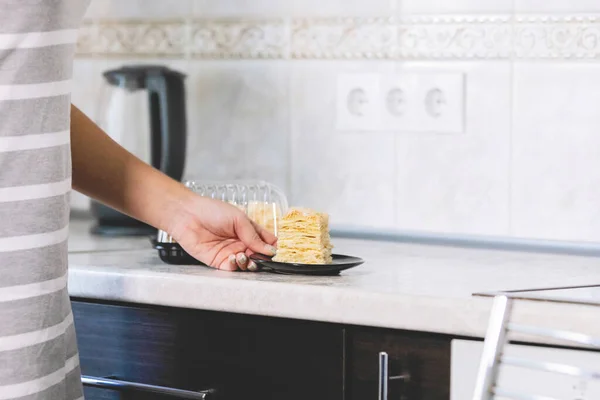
[
  {"x1": 85, "y1": 0, "x2": 193, "y2": 19},
  {"x1": 511, "y1": 62, "x2": 600, "y2": 242},
  {"x1": 193, "y1": 0, "x2": 283, "y2": 17},
  {"x1": 516, "y1": 0, "x2": 600, "y2": 13},
  {"x1": 395, "y1": 62, "x2": 511, "y2": 235},
  {"x1": 71, "y1": 59, "x2": 109, "y2": 212},
  {"x1": 193, "y1": 0, "x2": 394, "y2": 17},
  {"x1": 184, "y1": 61, "x2": 290, "y2": 192},
  {"x1": 70, "y1": 1, "x2": 600, "y2": 241},
  {"x1": 399, "y1": 0, "x2": 513, "y2": 15},
  {"x1": 289, "y1": 0, "x2": 395, "y2": 17},
  {"x1": 290, "y1": 61, "x2": 396, "y2": 229},
  {"x1": 70, "y1": 59, "x2": 105, "y2": 211},
  {"x1": 72, "y1": 59, "x2": 104, "y2": 120}
]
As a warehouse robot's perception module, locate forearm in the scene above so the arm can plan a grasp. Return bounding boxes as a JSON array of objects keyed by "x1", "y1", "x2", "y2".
[{"x1": 70, "y1": 104, "x2": 190, "y2": 232}]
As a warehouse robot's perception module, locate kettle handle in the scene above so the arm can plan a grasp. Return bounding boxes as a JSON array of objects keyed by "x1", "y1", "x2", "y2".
[{"x1": 146, "y1": 71, "x2": 186, "y2": 181}]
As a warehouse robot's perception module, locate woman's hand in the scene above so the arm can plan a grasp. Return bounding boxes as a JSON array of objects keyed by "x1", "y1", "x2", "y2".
[
  {"x1": 168, "y1": 194, "x2": 277, "y2": 271},
  {"x1": 69, "y1": 104, "x2": 275, "y2": 269}
]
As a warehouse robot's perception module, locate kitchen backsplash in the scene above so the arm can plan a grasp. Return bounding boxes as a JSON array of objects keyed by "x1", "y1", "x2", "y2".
[{"x1": 71, "y1": 0, "x2": 600, "y2": 243}]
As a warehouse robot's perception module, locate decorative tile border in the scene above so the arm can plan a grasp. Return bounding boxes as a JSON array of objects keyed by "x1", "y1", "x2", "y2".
[
  {"x1": 190, "y1": 19, "x2": 287, "y2": 59},
  {"x1": 291, "y1": 17, "x2": 397, "y2": 59},
  {"x1": 77, "y1": 18, "x2": 287, "y2": 58},
  {"x1": 77, "y1": 20, "x2": 187, "y2": 57},
  {"x1": 394, "y1": 16, "x2": 513, "y2": 60},
  {"x1": 76, "y1": 15, "x2": 600, "y2": 60},
  {"x1": 515, "y1": 15, "x2": 600, "y2": 59}
]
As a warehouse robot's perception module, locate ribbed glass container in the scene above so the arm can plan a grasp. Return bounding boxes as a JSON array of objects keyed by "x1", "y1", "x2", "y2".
[{"x1": 184, "y1": 180, "x2": 288, "y2": 236}]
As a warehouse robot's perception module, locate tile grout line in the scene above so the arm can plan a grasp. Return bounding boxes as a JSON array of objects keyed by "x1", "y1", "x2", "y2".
[
  {"x1": 282, "y1": 7, "x2": 292, "y2": 196},
  {"x1": 392, "y1": 0, "x2": 399, "y2": 227},
  {"x1": 283, "y1": 16, "x2": 292, "y2": 60},
  {"x1": 184, "y1": 12, "x2": 193, "y2": 61},
  {"x1": 508, "y1": 0, "x2": 516, "y2": 236},
  {"x1": 287, "y1": 63, "x2": 294, "y2": 203}
]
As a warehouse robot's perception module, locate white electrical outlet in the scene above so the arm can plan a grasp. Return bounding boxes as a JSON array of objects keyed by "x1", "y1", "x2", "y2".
[
  {"x1": 336, "y1": 73, "x2": 381, "y2": 131},
  {"x1": 336, "y1": 71, "x2": 465, "y2": 133},
  {"x1": 379, "y1": 72, "x2": 419, "y2": 131},
  {"x1": 413, "y1": 72, "x2": 465, "y2": 134}
]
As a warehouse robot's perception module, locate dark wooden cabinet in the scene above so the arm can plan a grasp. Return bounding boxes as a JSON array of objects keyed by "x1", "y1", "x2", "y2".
[
  {"x1": 347, "y1": 329, "x2": 451, "y2": 400},
  {"x1": 72, "y1": 299, "x2": 452, "y2": 400},
  {"x1": 72, "y1": 299, "x2": 345, "y2": 400}
]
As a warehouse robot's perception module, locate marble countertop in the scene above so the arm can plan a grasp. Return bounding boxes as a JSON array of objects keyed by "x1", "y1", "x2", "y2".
[{"x1": 67, "y1": 218, "x2": 600, "y2": 342}]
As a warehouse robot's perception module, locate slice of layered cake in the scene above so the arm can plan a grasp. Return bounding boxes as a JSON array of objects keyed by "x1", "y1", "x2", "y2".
[{"x1": 272, "y1": 208, "x2": 333, "y2": 264}]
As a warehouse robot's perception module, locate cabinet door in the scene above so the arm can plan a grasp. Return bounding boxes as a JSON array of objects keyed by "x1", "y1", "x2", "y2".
[
  {"x1": 188, "y1": 311, "x2": 345, "y2": 400},
  {"x1": 72, "y1": 300, "x2": 217, "y2": 400},
  {"x1": 348, "y1": 329, "x2": 451, "y2": 400},
  {"x1": 81, "y1": 388, "x2": 118, "y2": 400},
  {"x1": 73, "y1": 300, "x2": 345, "y2": 400}
]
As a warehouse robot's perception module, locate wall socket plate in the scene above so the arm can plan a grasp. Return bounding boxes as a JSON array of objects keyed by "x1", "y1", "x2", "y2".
[
  {"x1": 336, "y1": 73, "x2": 381, "y2": 131},
  {"x1": 380, "y1": 72, "x2": 420, "y2": 132},
  {"x1": 336, "y1": 71, "x2": 465, "y2": 134},
  {"x1": 412, "y1": 72, "x2": 465, "y2": 134}
]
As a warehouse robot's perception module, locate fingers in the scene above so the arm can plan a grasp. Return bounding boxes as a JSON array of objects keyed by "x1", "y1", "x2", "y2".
[
  {"x1": 235, "y1": 216, "x2": 277, "y2": 256},
  {"x1": 217, "y1": 252, "x2": 250, "y2": 271},
  {"x1": 247, "y1": 260, "x2": 258, "y2": 272},
  {"x1": 243, "y1": 248, "x2": 259, "y2": 271},
  {"x1": 236, "y1": 253, "x2": 249, "y2": 270},
  {"x1": 250, "y1": 221, "x2": 278, "y2": 246},
  {"x1": 218, "y1": 255, "x2": 238, "y2": 271},
  {"x1": 244, "y1": 248, "x2": 258, "y2": 272}
]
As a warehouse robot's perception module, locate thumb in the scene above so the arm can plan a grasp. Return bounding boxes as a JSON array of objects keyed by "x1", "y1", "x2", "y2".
[{"x1": 234, "y1": 215, "x2": 277, "y2": 256}]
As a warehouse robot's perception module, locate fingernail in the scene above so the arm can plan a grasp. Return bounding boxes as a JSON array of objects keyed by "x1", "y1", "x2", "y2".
[
  {"x1": 229, "y1": 254, "x2": 236, "y2": 264},
  {"x1": 248, "y1": 261, "x2": 258, "y2": 272},
  {"x1": 238, "y1": 254, "x2": 247, "y2": 264},
  {"x1": 265, "y1": 245, "x2": 277, "y2": 255}
]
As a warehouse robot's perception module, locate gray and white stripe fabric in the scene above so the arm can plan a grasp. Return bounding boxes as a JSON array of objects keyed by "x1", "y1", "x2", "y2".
[{"x1": 0, "y1": 1, "x2": 90, "y2": 399}]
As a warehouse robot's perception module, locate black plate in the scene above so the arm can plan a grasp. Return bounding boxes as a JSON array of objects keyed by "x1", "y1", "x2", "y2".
[{"x1": 249, "y1": 254, "x2": 364, "y2": 276}]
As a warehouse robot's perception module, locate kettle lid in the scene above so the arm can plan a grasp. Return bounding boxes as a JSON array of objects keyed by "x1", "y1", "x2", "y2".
[{"x1": 103, "y1": 65, "x2": 186, "y2": 90}]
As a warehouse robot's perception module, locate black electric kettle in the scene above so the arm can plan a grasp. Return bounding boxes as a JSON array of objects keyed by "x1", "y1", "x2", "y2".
[{"x1": 90, "y1": 65, "x2": 187, "y2": 236}]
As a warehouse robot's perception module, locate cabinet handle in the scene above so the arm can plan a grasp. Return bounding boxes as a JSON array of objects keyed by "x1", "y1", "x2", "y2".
[
  {"x1": 81, "y1": 375, "x2": 216, "y2": 399},
  {"x1": 378, "y1": 352, "x2": 411, "y2": 400},
  {"x1": 378, "y1": 352, "x2": 389, "y2": 400}
]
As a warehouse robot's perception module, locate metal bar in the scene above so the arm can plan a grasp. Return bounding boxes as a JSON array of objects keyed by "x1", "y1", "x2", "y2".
[
  {"x1": 472, "y1": 296, "x2": 513, "y2": 400},
  {"x1": 508, "y1": 323, "x2": 600, "y2": 348},
  {"x1": 493, "y1": 388, "x2": 561, "y2": 400},
  {"x1": 329, "y1": 225, "x2": 600, "y2": 258},
  {"x1": 474, "y1": 292, "x2": 600, "y2": 307},
  {"x1": 81, "y1": 375, "x2": 214, "y2": 399},
  {"x1": 502, "y1": 356, "x2": 600, "y2": 380},
  {"x1": 378, "y1": 352, "x2": 389, "y2": 400}
]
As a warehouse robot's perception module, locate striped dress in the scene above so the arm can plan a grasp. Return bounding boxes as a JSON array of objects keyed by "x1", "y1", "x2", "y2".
[{"x1": 0, "y1": 1, "x2": 90, "y2": 399}]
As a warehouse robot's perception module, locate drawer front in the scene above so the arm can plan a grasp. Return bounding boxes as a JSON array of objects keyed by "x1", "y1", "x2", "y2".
[
  {"x1": 81, "y1": 387, "x2": 201, "y2": 400},
  {"x1": 72, "y1": 300, "x2": 345, "y2": 400},
  {"x1": 72, "y1": 300, "x2": 209, "y2": 399},
  {"x1": 349, "y1": 329, "x2": 451, "y2": 400},
  {"x1": 73, "y1": 301, "x2": 184, "y2": 383},
  {"x1": 80, "y1": 388, "x2": 117, "y2": 400}
]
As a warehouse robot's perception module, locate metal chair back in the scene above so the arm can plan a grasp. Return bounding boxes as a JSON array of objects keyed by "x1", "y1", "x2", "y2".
[{"x1": 472, "y1": 295, "x2": 600, "y2": 400}]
